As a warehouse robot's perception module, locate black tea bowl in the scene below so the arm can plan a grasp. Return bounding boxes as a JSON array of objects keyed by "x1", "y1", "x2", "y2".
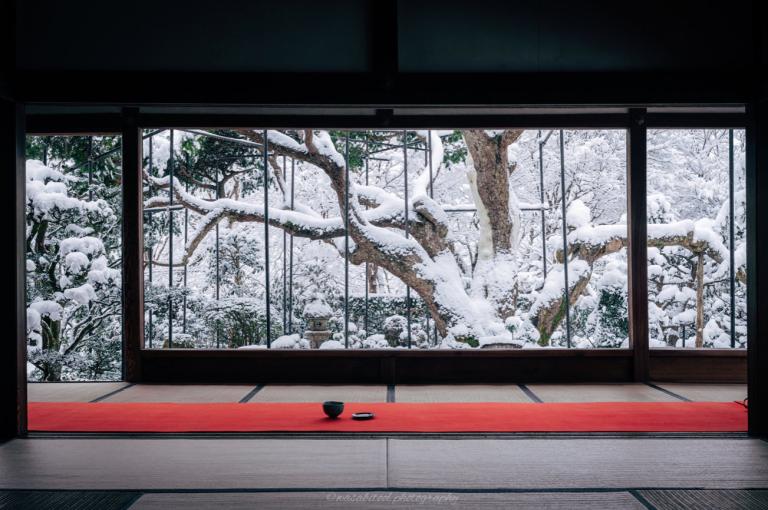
[{"x1": 323, "y1": 401, "x2": 344, "y2": 419}]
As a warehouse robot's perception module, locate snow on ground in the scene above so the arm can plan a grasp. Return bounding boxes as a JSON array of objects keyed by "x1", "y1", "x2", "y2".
[{"x1": 319, "y1": 340, "x2": 345, "y2": 350}]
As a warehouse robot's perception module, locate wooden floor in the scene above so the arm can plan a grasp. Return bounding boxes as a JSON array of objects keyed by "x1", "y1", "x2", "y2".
[
  {"x1": 0, "y1": 437, "x2": 766, "y2": 509},
  {"x1": 26, "y1": 382, "x2": 747, "y2": 403},
  {"x1": 16, "y1": 382, "x2": 756, "y2": 508}
]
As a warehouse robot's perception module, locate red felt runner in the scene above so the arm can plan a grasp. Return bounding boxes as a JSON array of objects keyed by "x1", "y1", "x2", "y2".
[{"x1": 27, "y1": 402, "x2": 746, "y2": 433}]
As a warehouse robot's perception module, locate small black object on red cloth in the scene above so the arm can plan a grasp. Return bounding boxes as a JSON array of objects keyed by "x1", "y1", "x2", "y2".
[{"x1": 322, "y1": 401, "x2": 344, "y2": 418}]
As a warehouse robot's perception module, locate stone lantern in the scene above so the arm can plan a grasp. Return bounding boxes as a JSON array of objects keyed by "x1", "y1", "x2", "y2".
[{"x1": 303, "y1": 293, "x2": 333, "y2": 348}]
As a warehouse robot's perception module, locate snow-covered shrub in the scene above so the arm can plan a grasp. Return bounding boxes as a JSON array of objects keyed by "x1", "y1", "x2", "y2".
[
  {"x1": 202, "y1": 296, "x2": 275, "y2": 348},
  {"x1": 382, "y1": 315, "x2": 408, "y2": 347},
  {"x1": 319, "y1": 339, "x2": 344, "y2": 350},
  {"x1": 362, "y1": 334, "x2": 390, "y2": 349},
  {"x1": 271, "y1": 334, "x2": 309, "y2": 349},
  {"x1": 345, "y1": 295, "x2": 430, "y2": 339},
  {"x1": 25, "y1": 146, "x2": 123, "y2": 380}
]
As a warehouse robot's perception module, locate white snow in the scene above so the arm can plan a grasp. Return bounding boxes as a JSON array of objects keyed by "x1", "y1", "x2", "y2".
[
  {"x1": 465, "y1": 154, "x2": 495, "y2": 262},
  {"x1": 63, "y1": 284, "x2": 97, "y2": 305},
  {"x1": 63, "y1": 252, "x2": 90, "y2": 273},
  {"x1": 29, "y1": 300, "x2": 63, "y2": 321},
  {"x1": 566, "y1": 199, "x2": 591, "y2": 229},
  {"x1": 318, "y1": 340, "x2": 345, "y2": 350},
  {"x1": 307, "y1": 130, "x2": 347, "y2": 168},
  {"x1": 270, "y1": 334, "x2": 308, "y2": 349},
  {"x1": 412, "y1": 130, "x2": 444, "y2": 200},
  {"x1": 60, "y1": 237, "x2": 105, "y2": 257},
  {"x1": 303, "y1": 294, "x2": 333, "y2": 318},
  {"x1": 26, "y1": 308, "x2": 41, "y2": 332}
]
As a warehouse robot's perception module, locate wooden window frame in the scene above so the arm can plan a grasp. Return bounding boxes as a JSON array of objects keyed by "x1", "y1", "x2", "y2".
[{"x1": 22, "y1": 109, "x2": 750, "y2": 385}]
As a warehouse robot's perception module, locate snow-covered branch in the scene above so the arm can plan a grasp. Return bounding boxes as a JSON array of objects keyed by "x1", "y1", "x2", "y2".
[
  {"x1": 562, "y1": 219, "x2": 728, "y2": 265},
  {"x1": 529, "y1": 214, "x2": 735, "y2": 344}
]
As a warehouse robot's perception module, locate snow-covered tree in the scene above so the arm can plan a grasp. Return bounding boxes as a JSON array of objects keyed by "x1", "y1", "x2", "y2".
[
  {"x1": 26, "y1": 136, "x2": 123, "y2": 380},
  {"x1": 143, "y1": 128, "x2": 746, "y2": 349},
  {"x1": 26, "y1": 128, "x2": 746, "y2": 381}
]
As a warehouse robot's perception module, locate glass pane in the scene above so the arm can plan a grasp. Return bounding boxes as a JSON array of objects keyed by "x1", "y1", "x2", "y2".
[
  {"x1": 26, "y1": 135, "x2": 123, "y2": 380},
  {"x1": 647, "y1": 129, "x2": 746, "y2": 348},
  {"x1": 508, "y1": 129, "x2": 570, "y2": 347},
  {"x1": 143, "y1": 130, "x2": 268, "y2": 349},
  {"x1": 507, "y1": 130, "x2": 627, "y2": 348},
  {"x1": 563, "y1": 130, "x2": 628, "y2": 348},
  {"x1": 139, "y1": 128, "x2": 629, "y2": 350}
]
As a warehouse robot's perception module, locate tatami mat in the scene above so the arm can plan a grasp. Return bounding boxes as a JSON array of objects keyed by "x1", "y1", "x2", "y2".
[
  {"x1": 128, "y1": 491, "x2": 646, "y2": 510},
  {"x1": 525, "y1": 384, "x2": 679, "y2": 402},
  {"x1": 26, "y1": 382, "x2": 749, "y2": 404},
  {"x1": 0, "y1": 439, "x2": 386, "y2": 490},
  {"x1": 0, "y1": 490, "x2": 140, "y2": 510},
  {"x1": 251, "y1": 385, "x2": 387, "y2": 403},
  {"x1": 395, "y1": 384, "x2": 532, "y2": 403},
  {"x1": 3, "y1": 438, "x2": 766, "y2": 491},
  {"x1": 101, "y1": 384, "x2": 255, "y2": 403},
  {"x1": 654, "y1": 383, "x2": 748, "y2": 402},
  {"x1": 387, "y1": 439, "x2": 768, "y2": 489},
  {"x1": 27, "y1": 382, "x2": 128, "y2": 402},
  {"x1": 637, "y1": 489, "x2": 768, "y2": 510}
]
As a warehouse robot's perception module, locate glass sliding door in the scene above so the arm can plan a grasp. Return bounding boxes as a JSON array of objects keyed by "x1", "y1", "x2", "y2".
[
  {"x1": 25, "y1": 135, "x2": 123, "y2": 380},
  {"x1": 647, "y1": 129, "x2": 747, "y2": 348},
  {"x1": 139, "y1": 128, "x2": 630, "y2": 350}
]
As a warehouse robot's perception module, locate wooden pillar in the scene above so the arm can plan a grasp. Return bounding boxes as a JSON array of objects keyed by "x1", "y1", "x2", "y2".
[
  {"x1": 747, "y1": 98, "x2": 768, "y2": 437},
  {"x1": 122, "y1": 108, "x2": 143, "y2": 382},
  {"x1": 746, "y1": 0, "x2": 767, "y2": 438},
  {"x1": 1, "y1": 100, "x2": 26, "y2": 439},
  {"x1": 627, "y1": 108, "x2": 649, "y2": 382}
]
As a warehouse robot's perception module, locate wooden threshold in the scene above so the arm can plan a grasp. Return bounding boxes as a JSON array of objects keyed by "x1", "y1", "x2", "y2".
[{"x1": 137, "y1": 348, "x2": 746, "y2": 384}]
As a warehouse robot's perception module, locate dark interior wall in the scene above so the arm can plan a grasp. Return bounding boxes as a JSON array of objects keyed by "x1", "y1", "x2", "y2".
[
  {"x1": 748, "y1": 0, "x2": 768, "y2": 439},
  {"x1": 16, "y1": 0, "x2": 375, "y2": 72},
  {"x1": 399, "y1": 0, "x2": 754, "y2": 72},
  {"x1": 15, "y1": 0, "x2": 754, "y2": 74},
  {"x1": 6, "y1": 0, "x2": 767, "y2": 437},
  {"x1": 1, "y1": 0, "x2": 12, "y2": 99}
]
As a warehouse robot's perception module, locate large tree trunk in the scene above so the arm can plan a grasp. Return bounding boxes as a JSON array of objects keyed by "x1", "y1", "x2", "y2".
[
  {"x1": 463, "y1": 130, "x2": 523, "y2": 255},
  {"x1": 463, "y1": 130, "x2": 524, "y2": 320}
]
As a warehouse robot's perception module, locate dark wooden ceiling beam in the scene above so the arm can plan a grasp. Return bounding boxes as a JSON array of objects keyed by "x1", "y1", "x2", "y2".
[
  {"x1": 15, "y1": 70, "x2": 755, "y2": 107},
  {"x1": 25, "y1": 111, "x2": 746, "y2": 135}
]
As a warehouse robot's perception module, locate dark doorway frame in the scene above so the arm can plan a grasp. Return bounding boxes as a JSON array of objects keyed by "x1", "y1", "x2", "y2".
[{"x1": 8, "y1": 105, "x2": 762, "y2": 438}]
